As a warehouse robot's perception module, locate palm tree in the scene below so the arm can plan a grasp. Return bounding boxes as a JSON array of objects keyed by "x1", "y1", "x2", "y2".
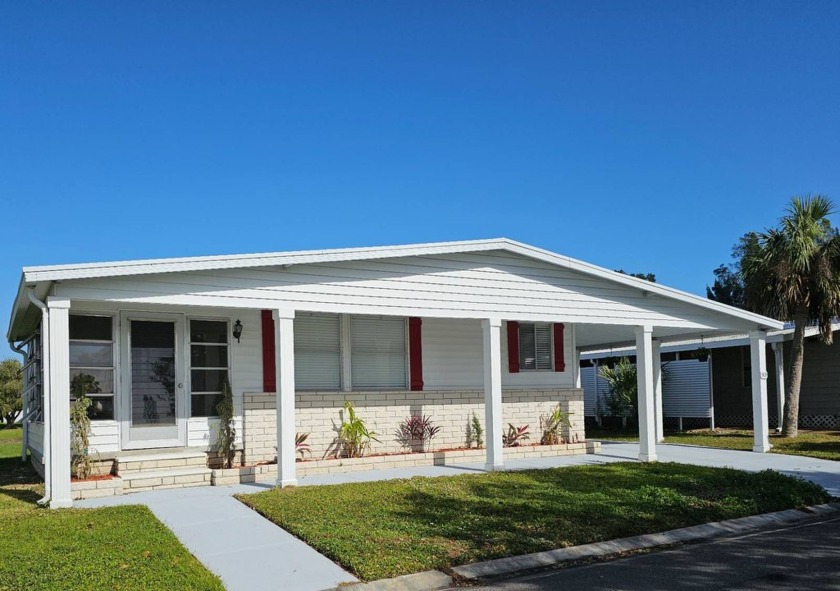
[{"x1": 742, "y1": 195, "x2": 840, "y2": 437}]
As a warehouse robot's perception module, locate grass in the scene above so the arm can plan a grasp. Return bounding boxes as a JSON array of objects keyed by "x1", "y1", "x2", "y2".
[
  {"x1": 0, "y1": 429, "x2": 224, "y2": 591},
  {"x1": 589, "y1": 428, "x2": 840, "y2": 462},
  {"x1": 237, "y1": 462, "x2": 830, "y2": 581}
]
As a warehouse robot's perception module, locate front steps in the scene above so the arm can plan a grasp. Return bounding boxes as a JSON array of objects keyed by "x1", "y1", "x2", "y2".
[
  {"x1": 72, "y1": 449, "x2": 212, "y2": 500},
  {"x1": 116, "y1": 450, "x2": 212, "y2": 493}
]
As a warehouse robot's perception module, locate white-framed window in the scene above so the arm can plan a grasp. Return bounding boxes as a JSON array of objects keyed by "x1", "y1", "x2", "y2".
[
  {"x1": 518, "y1": 322, "x2": 553, "y2": 371},
  {"x1": 69, "y1": 315, "x2": 115, "y2": 421},
  {"x1": 350, "y1": 315, "x2": 407, "y2": 390},
  {"x1": 295, "y1": 313, "x2": 341, "y2": 390},
  {"x1": 189, "y1": 319, "x2": 230, "y2": 417}
]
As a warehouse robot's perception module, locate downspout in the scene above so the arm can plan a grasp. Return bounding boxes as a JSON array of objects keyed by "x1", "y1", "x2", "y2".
[{"x1": 27, "y1": 288, "x2": 51, "y2": 506}]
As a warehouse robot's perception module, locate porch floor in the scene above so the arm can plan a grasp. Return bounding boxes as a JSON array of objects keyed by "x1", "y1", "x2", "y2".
[{"x1": 76, "y1": 443, "x2": 840, "y2": 591}]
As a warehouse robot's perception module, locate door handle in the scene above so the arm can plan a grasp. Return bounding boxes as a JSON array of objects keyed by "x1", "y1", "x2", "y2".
[{"x1": 177, "y1": 383, "x2": 183, "y2": 389}]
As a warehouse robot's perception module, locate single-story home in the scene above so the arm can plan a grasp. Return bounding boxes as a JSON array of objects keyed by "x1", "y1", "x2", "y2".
[
  {"x1": 581, "y1": 323, "x2": 840, "y2": 431},
  {"x1": 6, "y1": 238, "x2": 782, "y2": 508}
]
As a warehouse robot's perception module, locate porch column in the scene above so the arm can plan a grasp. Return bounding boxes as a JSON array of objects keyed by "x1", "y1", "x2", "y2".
[
  {"x1": 47, "y1": 297, "x2": 72, "y2": 509},
  {"x1": 771, "y1": 342, "x2": 785, "y2": 433},
  {"x1": 652, "y1": 339, "x2": 664, "y2": 443},
  {"x1": 273, "y1": 310, "x2": 297, "y2": 487},
  {"x1": 635, "y1": 326, "x2": 657, "y2": 462},
  {"x1": 750, "y1": 331, "x2": 771, "y2": 452},
  {"x1": 482, "y1": 318, "x2": 504, "y2": 471}
]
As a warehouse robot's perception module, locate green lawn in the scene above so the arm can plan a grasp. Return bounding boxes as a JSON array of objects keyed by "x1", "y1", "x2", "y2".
[
  {"x1": 589, "y1": 428, "x2": 840, "y2": 462},
  {"x1": 238, "y1": 463, "x2": 829, "y2": 581},
  {"x1": 0, "y1": 431, "x2": 224, "y2": 591}
]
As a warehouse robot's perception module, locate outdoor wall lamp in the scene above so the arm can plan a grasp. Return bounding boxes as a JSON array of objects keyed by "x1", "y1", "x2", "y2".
[{"x1": 233, "y1": 320, "x2": 243, "y2": 343}]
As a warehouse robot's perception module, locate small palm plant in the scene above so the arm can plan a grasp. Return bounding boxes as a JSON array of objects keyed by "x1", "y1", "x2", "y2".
[
  {"x1": 540, "y1": 405, "x2": 573, "y2": 445},
  {"x1": 338, "y1": 401, "x2": 379, "y2": 458}
]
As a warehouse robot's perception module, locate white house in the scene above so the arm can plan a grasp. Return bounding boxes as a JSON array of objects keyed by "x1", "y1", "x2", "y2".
[{"x1": 6, "y1": 238, "x2": 783, "y2": 508}]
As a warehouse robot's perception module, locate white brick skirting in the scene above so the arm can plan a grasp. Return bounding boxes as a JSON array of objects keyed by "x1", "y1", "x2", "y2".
[{"x1": 243, "y1": 388, "x2": 585, "y2": 464}]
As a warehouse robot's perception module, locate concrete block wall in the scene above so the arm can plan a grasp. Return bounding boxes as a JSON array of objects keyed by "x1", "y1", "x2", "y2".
[{"x1": 243, "y1": 389, "x2": 585, "y2": 463}]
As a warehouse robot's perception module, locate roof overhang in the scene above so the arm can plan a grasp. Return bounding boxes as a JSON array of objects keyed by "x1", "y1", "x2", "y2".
[{"x1": 8, "y1": 237, "x2": 784, "y2": 344}]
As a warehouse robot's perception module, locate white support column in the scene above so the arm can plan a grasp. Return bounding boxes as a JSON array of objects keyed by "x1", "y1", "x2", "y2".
[
  {"x1": 273, "y1": 309, "x2": 297, "y2": 487},
  {"x1": 652, "y1": 339, "x2": 664, "y2": 443},
  {"x1": 771, "y1": 342, "x2": 785, "y2": 433},
  {"x1": 750, "y1": 331, "x2": 771, "y2": 453},
  {"x1": 47, "y1": 297, "x2": 72, "y2": 509},
  {"x1": 482, "y1": 318, "x2": 504, "y2": 471},
  {"x1": 635, "y1": 326, "x2": 657, "y2": 462}
]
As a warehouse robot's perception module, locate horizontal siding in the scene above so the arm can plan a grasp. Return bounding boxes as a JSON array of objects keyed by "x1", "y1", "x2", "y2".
[
  {"x1": 57, "y1": 251, "x2": 749, "y2": 330},
  {"x1": 28, "y1": 421, "x2": 44, "y2": 456},
  {"x1": 662, "y1": 360, "x2": 711, "y2": 418},
  {"x1": 89, "y1": 421, "x2": 120, "y2": 454},
  {"x1": 422, "y1": 318, "x2": 483, "y2": 389},
  {"x1": 187, "y1": 417, "x2": 244, "y2": 450}
]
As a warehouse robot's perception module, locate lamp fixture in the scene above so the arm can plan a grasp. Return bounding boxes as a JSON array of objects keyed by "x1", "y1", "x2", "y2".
[{"x1": 233, "y1": 319, "x2": 243, "y2": 343}]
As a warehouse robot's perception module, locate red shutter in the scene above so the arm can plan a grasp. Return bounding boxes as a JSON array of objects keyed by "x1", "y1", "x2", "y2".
[
  {"x1": 553, "y1": 323, "x2": 566, "y2": 372},
  {"x1": 409, "y1": 317, "x2": 424, "y2": 391},
  {"x1": 261, "y1": 310, "x2": 276, "y2": 392},
  {"x1": 507, "y1": 321, "x2": 520, "y2": 373}
]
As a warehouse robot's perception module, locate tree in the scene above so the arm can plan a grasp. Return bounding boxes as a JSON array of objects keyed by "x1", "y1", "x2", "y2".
[
  {"x1": 615, "y1": 270, "x2": 656, "y2": 282},
  {"x1": 706, "y1": 232, "x2": 759, "y2": 308},
  {"x1": 0, "y1": 359, "x2": 23, "y2": 427},
  {"x1": 741, "y1": 195, "x2": 840, "y2": 437}
]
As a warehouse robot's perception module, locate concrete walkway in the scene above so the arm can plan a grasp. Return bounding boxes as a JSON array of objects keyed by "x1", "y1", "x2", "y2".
[{"x1": 76, "y1": 443, "x2": 840, "y2": 591}]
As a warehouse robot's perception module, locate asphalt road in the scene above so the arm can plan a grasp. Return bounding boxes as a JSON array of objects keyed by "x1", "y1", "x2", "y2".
[{"x1": 469, "y1": 515, "x2": 840, "y2": 591}]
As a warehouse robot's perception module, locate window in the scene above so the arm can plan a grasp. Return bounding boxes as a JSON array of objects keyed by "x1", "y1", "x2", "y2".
[
  {"x1": 189, "y1": 320, "x2": 229, "y2": 417},
  {"x1": 69, "y1": 315, "x2": 115, "y2": 420},
  {"x1": 295, "y1": 313, "x2": 341, "y2": 390},
  {"x1": 518, "y1": 323, "x2": 553, "y2": 371},
  {"x1": 350, "y1": 316, "x2": 407, "y2": 389}
]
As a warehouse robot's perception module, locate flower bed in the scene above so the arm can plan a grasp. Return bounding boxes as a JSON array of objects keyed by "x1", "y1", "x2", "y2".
[{"x1": 211, "y1": 440, "x2": 601, "y2": 485}]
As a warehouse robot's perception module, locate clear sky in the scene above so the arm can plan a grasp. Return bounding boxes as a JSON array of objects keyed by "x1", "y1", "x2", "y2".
[{"x1": 2, "y1": 2, "x2": 839, "y2": 342}]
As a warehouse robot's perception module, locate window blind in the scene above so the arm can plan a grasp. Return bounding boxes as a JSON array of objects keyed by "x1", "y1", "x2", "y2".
[
  {"x1": 350, "y1": 315, "x2": 407, "y2": 389},
  {"x1": 295, "y1": 313, "x2": 341, "y2": 390}
]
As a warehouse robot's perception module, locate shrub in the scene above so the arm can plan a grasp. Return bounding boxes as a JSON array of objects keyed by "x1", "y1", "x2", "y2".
[
  {"x1": 598, "y1": 357, "x2": 638, "y2": 423},
  {"x1": 69, "y1": 373, "x2": 99, "y2": 479},
  {"x1": 502, "y1": 424, "x2": 530, "y2": 447},
  {"x1": 215, "y1": 377, "x2": 236, "y2": 469},
  {"x1": 397, "y1": 415, "x2": 440, "y2": 452},
  {"x1": 465, "y1": 412, "x2": 484, "y2": 448},
  {"x1": 540, "y1": 405, "x2": 573, "y2": 445},
  {"x1": 338, "y1": 401, "x2": 379, "y2": 458}
]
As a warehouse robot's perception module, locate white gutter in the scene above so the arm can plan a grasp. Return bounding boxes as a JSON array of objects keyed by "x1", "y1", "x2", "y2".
[{"x1": 27, "y1": 288, "x2": 51, "y2": 506}]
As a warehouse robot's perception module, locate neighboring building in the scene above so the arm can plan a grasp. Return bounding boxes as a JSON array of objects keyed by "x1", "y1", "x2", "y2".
[
  {"x1": 582, "y1": 323, "x2": 840, "y2": 431},
  {"x1": 6, "y1": 238, "x2": 782, "y2": 508}
]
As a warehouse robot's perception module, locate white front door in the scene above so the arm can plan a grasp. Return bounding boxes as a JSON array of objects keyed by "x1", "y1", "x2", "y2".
[{"x1": 120, "y1": 312, "x2": 187, "y2": 449}]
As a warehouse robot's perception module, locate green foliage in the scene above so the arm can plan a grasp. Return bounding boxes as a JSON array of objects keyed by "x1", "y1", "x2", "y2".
[
  {"x1": 338, "y1": 400, "x2": 379, "y2": 458},
  {"x1": 0, "y1": 358, "x2": 23, "y2": 427},
  {"x1": 296, "y1": 432, "x2": 311, "y2": 458},
  {"x1": 741, "y1": 195, "x2": 840, "y2": 436},
  {"x1": 502, "y1": 423, "x2": 529, "y2": 447},
  {"x1": 238, "y1": 463, "x2": 829, "y2": 581},
  {"x1": 215, "y1": 377, "x2": 236, "y2": 469},
  {"x1": 0, "y1": 457, "x2": 224, "y2": 590},
  {"x1": 598, "y1": 357, "x2": 638, "y2": 422},
  {"x1": 69, "y1": 372, "x2": 99, "y2": 480},
  {"x1": 706, "y1": 232, "x2": 757, "y2": 308},
  {"x1": 540, "y1": 405, "x2": 573, "y2": 445},
  {"x1": 397, "y1": 415, "x2": 441, "y2": 452},
  {"x1": 465, "y1": 412, "x2": 483, "y2": 448}
]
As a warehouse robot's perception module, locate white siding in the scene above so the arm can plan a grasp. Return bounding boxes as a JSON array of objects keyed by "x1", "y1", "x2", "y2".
[
  {"x1": 56, "y1": 251, "x2": 750, "y2": 330},
  {"x1": 422, "y1": 318, "x2": 483, "y2": 389},
  {"x1": 89, "y1": 421, "x2": 119, "y2": 454},
  {"x1": 422, "y1": 317, "x2": 574, "y2": 390},
  {"x1": 28, "y1": 421, "x2": 44, "y2": 457},
  {"x1": 662, "y1": 360, "x2": 712, "y2": 418}
]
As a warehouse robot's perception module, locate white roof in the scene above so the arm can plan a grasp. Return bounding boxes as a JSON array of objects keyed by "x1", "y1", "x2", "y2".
[{"x1": 8, "y1": 238, "x2": 783, "y2": 342}]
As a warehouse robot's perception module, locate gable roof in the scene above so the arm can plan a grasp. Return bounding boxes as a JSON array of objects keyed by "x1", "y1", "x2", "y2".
[{"x1": 9, "y1": 238, "x2": 783, "y2": 343}]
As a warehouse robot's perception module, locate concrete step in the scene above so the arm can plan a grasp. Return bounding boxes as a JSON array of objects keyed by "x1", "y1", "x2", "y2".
[
  {"x1": 116, "y1": 450, "x2": 208, "y2": 475},
  {"x1": 121, "y1": 466, "x2": 213, "y2": 493}
]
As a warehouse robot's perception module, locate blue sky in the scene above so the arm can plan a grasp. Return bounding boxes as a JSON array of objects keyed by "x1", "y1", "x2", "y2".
[{"x1": 2, "y1": 2, "x2": 839, "y2": 340}]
